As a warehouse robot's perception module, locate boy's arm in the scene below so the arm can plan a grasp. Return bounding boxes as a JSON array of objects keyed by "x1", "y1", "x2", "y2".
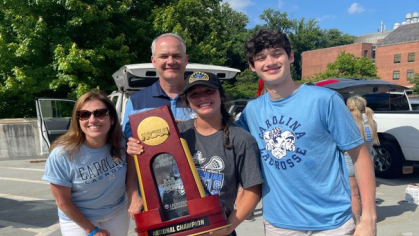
[{"x1": 347, "y1": 144, "x2": 377, "y2": 236}]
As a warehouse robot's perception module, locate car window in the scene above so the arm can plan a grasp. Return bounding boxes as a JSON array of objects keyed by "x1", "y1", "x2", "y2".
[
  {"x1": 363, "y1": 93, "x2": 410, "y2": 111},
  {"x1": 389, "y1": 93, "x2": 410, "y2": 110},
  {"x1": 409, "y1": 98, "x2": 419, "y2": 110},
  {"x1": 363, "y1": 94, "x2": 390, "y2": 111},
  {"x1": 38, "y1": 99, "x2": 74, "y2": 118}
]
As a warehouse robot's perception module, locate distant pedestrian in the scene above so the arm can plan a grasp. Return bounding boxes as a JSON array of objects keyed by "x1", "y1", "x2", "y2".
[{"x1": 345, "y1": 95, "x2": 380, "y2": 225}]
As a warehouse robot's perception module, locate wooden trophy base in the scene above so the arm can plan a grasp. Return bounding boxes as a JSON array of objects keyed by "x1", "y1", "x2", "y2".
[{"x1": 135, "y1": 195, "x2": 230, "y2": 236}]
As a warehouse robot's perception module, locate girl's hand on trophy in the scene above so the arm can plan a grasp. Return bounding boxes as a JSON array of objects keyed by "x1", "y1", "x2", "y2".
[
  {"x1": 127, "y1": 137, "x2": 144, "y2": 156},
  {"x1": 128, "y1": 193, "x2": 144, "y2": 219}
]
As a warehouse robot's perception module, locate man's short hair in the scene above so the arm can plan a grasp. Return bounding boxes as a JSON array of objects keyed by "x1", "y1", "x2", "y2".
[
  {"x1": 245, "y1": 29, "x2": 292, "y2": 65},
  {"x1": 151, "y1": 33, "x2": 187, "y2": 55}
]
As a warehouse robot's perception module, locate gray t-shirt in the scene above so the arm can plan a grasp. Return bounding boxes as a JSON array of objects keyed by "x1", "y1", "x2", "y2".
[{"x1": 177, "y1": 119, "x2": 264, "y2": 219}]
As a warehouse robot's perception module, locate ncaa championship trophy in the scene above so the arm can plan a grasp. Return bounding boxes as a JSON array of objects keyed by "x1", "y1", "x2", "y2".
[{"x1": 129, "y1": 105, "x2": 229, "y2": 236}]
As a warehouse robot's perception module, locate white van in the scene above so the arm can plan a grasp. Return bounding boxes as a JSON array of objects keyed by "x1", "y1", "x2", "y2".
[{"x1": 36, "y1": 63, "x2": 240, "y2": 154}]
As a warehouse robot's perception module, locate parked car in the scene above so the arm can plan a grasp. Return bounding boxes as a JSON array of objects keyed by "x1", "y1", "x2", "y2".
[
  {"x1": 315, "y1": 78, "x2": 419, "y2": 178},
  {"x1": 225, "y1": 98, "x2": 254, "y2": 121},
  {"x1": 35, "y1": 63, "x2": 241, "y2": 154},
  {"x1": 109, "y1": 63, "x2": 240, "y2": 123}
]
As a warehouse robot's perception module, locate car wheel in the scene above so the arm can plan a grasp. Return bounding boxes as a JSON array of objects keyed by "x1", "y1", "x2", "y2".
[{"x1": 374, "y1": 140, "x2": 402, "y2": 178}]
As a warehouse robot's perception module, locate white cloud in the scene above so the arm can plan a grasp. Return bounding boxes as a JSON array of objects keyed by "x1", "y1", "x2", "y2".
[
  {"x1": 348, "y1": 2, "x2": 365, "y2": 14},
  {"x1": 315, "y1": 14, "x2": 337, "y2": 23},
  {"x1": 223, "y1": 0, "x2": 254, "y2": 12}
]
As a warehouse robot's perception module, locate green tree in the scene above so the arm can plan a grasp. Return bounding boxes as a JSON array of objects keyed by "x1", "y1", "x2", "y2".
[
  {"x1": 315, "y1": 51, "x2": 378, "y2": 80},
  {"x1": 259, "y1": 9, "x2": 295, "y2": 35},
  {"x1": 288, "y1": 18, "x2": 323, "y2": 80},
  {"x1": 224, "y1": 68, "x2": 259, "y2": 99},
  {"x1": 408, "y1": 73, "x2": 419, "y2": 94},
  {"x1": 0, "y1": 0, "x2": 155, "y2": 118},
  {"x1": 319, "y1": 28, "x2": 355, "y2": 48},
  {"x1": 151, "y1": 0, "x2": 248, "y2": 67}
]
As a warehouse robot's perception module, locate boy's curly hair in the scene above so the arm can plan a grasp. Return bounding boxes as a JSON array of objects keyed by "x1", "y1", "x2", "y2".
[{"x1": 245, "y1": 29, "x2": 292, "y2": 66}]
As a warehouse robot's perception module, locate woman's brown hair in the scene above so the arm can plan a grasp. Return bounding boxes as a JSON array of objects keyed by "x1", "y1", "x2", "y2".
[{"x1": 50, "y1": 91, "x2": 124, "y2": 160}]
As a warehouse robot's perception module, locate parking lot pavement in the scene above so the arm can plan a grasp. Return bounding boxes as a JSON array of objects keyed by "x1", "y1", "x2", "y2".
[{"x1": 0, "y1": 159, "x2": 418, "y2": 236}]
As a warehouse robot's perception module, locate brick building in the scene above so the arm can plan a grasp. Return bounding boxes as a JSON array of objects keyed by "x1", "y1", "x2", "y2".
[{"x1": 301, "y1": 13, "x2": 419, "y2": 88}]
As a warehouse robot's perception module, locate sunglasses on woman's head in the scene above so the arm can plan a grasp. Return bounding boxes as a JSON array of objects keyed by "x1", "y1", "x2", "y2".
[{"x1": 76, "y1": 108, "x2": 109, "y2": 121}]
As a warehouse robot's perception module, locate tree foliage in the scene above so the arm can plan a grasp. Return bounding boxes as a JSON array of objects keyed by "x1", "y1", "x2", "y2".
[
  {"x1": 152, "y1": 0, "x2": 248, "y2": 67},
  {"x1": 224, "y1": 68, "x2": 259, "y2": 99},
  {"x1": 408, "y1": 73, "x2": 419, "y2": 94},
  {"x1": 314, "y1": 51, "x2": 378, "y2": 80},
  {"x1": 0, "y1": 0, "x2": 155, "y2": 117},
  {"x1": 0, "y1": 2, "x2": 356, "y2": 118}
]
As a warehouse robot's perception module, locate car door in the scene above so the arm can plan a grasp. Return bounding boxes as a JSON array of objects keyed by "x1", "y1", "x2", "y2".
[
  {"x1": 108, "y1": 91, "x2": 123, "y2": 122},
  {"x1": 35, "y1": 98, "x2": 75, "y2": 154}
]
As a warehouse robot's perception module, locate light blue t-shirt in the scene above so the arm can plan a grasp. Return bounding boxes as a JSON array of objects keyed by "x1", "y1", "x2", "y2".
[
  {"x1": 42, "y1": 144, "x2": 127, "y2": 221},
  {"x1": 236, "y1": 84, "x2": 364, "y2": 231}
]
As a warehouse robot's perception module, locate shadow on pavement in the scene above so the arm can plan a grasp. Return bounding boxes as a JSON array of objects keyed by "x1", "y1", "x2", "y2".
[
  {"x1": 376, "y1": 200, "x2": 418, "y2": 223},
  {"x1": 0, "y1": 197, "x2": 58, "y2": 228}
]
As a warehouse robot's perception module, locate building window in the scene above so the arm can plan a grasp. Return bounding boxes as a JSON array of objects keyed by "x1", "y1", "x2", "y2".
[
  {"x1": 393, "y1": 71, "x2": 400, "y2": 80},
  {"x1": 407, "y1": 70, "x2": 415, "y2": 80},
  {"x1": 363, "y1": 50, "x2": 368, "y2": 57},
  {"x1": 408, "y1": 53, "x2": 415, "y2": 62},
  {"x1": 394, "y1": 54, "x2": 401, "y2": 63}
]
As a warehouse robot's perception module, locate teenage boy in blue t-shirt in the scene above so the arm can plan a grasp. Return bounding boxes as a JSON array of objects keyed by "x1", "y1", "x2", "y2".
[{"x1": 236, "y1": 29, "x2": 376, "y2": 236}]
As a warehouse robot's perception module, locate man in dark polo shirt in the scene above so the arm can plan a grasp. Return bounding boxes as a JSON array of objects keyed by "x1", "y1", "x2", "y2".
[{"x1": 123, "y1": 33, "x2": 195, "y2": 219}]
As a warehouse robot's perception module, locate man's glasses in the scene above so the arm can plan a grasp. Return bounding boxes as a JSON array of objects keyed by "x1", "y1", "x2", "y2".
[{"x1": 76, "y1": 108, "x2": 109, "y2": 121}]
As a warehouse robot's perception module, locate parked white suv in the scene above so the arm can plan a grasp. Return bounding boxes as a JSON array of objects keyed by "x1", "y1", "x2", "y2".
[{"x1": 108, "y1": 63, "x2": 240, "y2": 123}]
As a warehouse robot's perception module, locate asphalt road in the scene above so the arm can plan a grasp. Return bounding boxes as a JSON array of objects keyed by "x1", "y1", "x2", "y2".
[{"x1": 0, "y1": 158, "x2": 418, "y2": 236}]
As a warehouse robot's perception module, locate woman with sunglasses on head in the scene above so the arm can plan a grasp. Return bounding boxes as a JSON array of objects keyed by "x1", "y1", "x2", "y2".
[
  {"x1": 127, "y1": 72, "x2": 264, "y2": 236},
  {"x1": 43, "y1": 91, "x2": 136, "y2": 236}
]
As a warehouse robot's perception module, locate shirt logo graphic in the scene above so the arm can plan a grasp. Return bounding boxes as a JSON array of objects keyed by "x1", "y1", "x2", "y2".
[
  {"x1": 202, "y1": 156, "x2": 224, "y2": 171},
  {"x1": 193, "y1": 151, "x2": 206, "y2": 165},
  {"x1": 195, "y1": 154, "x2": 225, "y2": 195},
  {"x1": 263, "y1": 127, "x2": 296, "y2": 159}
]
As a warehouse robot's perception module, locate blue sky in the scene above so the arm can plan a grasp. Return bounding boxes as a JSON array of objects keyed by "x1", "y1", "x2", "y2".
[{"x1": 223, "y1": 0, "x2": 419, "y2": 36}]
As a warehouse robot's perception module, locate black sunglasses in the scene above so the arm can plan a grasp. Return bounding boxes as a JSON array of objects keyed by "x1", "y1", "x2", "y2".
[{"x1": 76, "y1": 108, "x2": 109, "y2": 121}]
